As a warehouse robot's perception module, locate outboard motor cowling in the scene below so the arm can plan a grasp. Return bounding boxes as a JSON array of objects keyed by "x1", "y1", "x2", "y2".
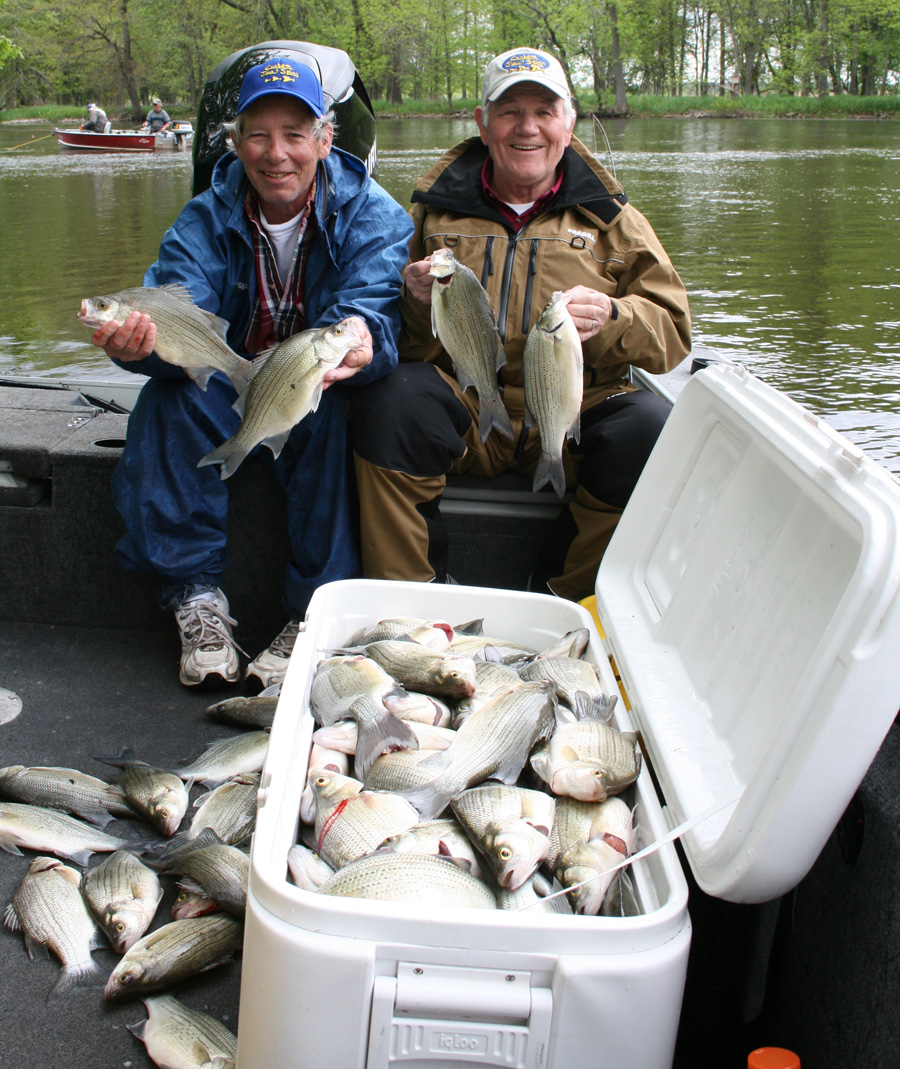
[{"x1": 192, "y1": 40, "x2": 377, "y2": 197}]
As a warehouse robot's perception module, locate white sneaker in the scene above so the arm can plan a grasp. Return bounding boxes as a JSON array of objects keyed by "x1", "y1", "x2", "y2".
[
  {"x1": 245, "y1": 619, "x2": 304, "y2": 689},
  {"x1": 174, "y1": 587, "x2": 243, "y2": 686}
]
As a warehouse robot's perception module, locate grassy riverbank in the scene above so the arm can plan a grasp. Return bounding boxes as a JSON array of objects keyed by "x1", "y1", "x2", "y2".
[
  {"x1": 371, "y1": 92, "x2": 900, "y2": 119},
  {"x1": 4, "y1": 94, "x2": 898, "y2": 125},
  {"x1": 0, "y1": 103, "x2": 194, "y2": 124}
]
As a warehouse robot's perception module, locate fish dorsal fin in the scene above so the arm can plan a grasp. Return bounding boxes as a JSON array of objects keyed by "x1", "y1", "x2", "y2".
[{"x1": 157, "y1": 282, "x2": 196, "y2": 304}]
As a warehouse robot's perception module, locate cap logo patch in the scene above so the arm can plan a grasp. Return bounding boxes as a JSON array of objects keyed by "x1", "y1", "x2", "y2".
[
  {"x1": 501, "y1": 53, "x2": 551, "y2": 73},
  {"x1": 258, "y1": 62, "x2": 298, "y2": 85}
]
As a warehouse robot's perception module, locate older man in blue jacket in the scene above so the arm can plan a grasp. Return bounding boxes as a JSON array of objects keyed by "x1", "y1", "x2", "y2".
[{"x1": 91, "y1": 57, "x2": 413, "y2": 689}]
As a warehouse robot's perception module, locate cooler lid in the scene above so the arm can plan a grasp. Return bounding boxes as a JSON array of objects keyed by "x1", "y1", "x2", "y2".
[{"x1": 595, "y1": 364, "x2": 900, "y2": 903}]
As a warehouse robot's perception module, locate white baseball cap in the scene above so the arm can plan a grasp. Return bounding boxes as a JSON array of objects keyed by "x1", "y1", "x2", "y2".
[{"x1": 482, "y1": 48, "x2": 570, "y2": 106}]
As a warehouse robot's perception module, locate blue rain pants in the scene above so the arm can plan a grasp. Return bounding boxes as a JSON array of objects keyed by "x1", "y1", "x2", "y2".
[{"x1": 111, "y1": 373, "x2": 359, "y2": 617}]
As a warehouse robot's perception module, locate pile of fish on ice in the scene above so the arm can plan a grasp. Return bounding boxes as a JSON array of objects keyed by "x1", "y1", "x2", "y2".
[
  {"x1": 0, "y1": 704, "x2": 274, "y2": 1068},
  {"x1": 291, "y1": 614, "x2": 643, "y2": 917}
]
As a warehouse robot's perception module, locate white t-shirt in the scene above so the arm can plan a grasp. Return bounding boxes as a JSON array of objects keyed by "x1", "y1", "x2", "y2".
[{"x1": 259, "y1": 209, "x2": 303, "y2": 286}]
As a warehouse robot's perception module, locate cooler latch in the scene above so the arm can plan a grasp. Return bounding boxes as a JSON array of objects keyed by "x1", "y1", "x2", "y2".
[{"x1": 367, "y1": 962, "x2": 552, "y2": 1068}]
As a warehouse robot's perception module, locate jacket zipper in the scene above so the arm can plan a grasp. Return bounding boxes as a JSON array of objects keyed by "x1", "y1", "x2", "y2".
[
  {"x1": 496, "y1": 232, "x2": 521, "y2": 342},
  {"x1": 521, "y1": 239, "x2": 539, "y2": 335}
]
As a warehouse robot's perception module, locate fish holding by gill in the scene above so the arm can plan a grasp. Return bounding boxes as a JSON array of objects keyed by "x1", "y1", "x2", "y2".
[
  {"x1": 4, "y1": 856, "x2": 107, "y2": 1000},
  {"x1": 197, "y1": 317, "x2": 366, "y2": 479},
  {"x1": 522, "y1": 290, "x2": 583, "y2": 497},
  {"x1": 429, "y1": 247, "x2": 514, "y2": 444},
  {"x1": 77, "y1": 284, "x2": 255, "y2": 396}
]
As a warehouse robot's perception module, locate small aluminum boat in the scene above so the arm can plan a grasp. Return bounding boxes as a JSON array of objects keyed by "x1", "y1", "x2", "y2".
[{"x1": 53, "y1": 121, "x2": 194, "y2": 153}]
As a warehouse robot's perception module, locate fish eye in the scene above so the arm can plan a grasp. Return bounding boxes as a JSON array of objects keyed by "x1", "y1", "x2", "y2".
[
  {"x1": 97, "y1": 298, "x2": 108, "y2": 309},
  {"x1": 498, "y1": 847, "x2": 513, "y2": 861},
  {"x1": 119, "y1": 973, "x2": 134, "y2": 986},
  {"x1": 159, "y1": 808, "x2": 169, "y2": 819},
  {"x1": 116, "y1": 923, "x2": 125, "y2": 932},
  {"x1": 314, "y1": 776, "x2": 329, "y2": 786}
]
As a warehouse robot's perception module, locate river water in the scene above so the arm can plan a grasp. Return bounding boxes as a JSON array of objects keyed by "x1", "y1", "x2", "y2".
[{"x1": 2, "y1": 116, "x2": 899, "y2": 472}]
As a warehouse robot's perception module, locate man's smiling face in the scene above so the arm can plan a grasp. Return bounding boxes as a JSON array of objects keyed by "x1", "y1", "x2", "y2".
[
  {"x1": 235, "y1": 95, "x2": 332, "y2": 224},
  {"x1": 475, "y1": 85, "x2": 574, "y2": 204}
]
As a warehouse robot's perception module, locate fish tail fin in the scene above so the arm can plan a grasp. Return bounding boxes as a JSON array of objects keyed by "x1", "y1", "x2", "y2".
[
  {"x1": 228, "y1": 358, "x2": 257, "y2": 398},
  {"x1": 47, "y1": 955, "x2": 107, "y2": 1001},
  {"x1": 477, "y1": 395, "x2": 514, "y2": 443},
  {"x1": 196, "y1": 440, "x2": 249, "y2": 480},
  {"x1": 399, "y1": 775, "x2": 453, "y2": 822},
  {"x1": 532, "y1": 453, "x2": 566, "y2": 497},
  {"x1": 353, "y1": 712, "x2": 420, "y2": 782}
]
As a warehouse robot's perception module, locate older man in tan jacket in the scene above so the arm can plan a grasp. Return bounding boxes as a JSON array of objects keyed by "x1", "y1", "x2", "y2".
[{"x1": 350, "y1": 47, "x2": 691, "y2": 601}]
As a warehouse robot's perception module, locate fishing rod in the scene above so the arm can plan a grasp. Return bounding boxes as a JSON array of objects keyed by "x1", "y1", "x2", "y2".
[{"x1": 4, "y1": 132, "x2": 54, "y2": 150}]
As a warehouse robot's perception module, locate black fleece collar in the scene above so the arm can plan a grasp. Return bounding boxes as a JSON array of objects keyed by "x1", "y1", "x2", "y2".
[{"x1": 411, "y1": 139, "x2": 628, "y2": 229}]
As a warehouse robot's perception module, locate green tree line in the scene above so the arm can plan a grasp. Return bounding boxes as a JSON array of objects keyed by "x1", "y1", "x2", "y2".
[{"x1": 1, "y1": 0, "x2": 898, "y2": 119}]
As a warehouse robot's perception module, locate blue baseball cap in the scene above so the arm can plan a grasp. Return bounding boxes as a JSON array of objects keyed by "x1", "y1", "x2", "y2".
[{"x1": 236, "y1": 57, "x2": 325, "y2": 117}]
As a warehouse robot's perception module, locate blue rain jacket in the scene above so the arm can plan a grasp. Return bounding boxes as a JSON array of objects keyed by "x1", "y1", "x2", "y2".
[{"x1": 111, "y1": 148, "x2": 414, "y2": 615}]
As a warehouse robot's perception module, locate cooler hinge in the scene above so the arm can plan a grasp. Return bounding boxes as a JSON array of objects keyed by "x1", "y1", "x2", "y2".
[{"x1": 367, "y1": 962, "x2": 552, "y2": 1068}]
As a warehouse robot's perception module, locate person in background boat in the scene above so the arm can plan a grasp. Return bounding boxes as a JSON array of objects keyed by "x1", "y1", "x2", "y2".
[
  {"x1": 87, "y1": 56, "x2": 413, "y2": 690},
  {"x1": 81, "y1": 103, "x2": 108, "y2": 133},
  {"x1": 144, "y1": 98, "x2": 171, "y2": 134},
  {"x1": 349, "y1": 47, "x2": 691, "y2": 601}
]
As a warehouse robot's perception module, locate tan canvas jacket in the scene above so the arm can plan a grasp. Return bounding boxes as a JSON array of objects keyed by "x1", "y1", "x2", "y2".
[{"x1": 399, "y1": 135, "x2": 692, "y2": 399}]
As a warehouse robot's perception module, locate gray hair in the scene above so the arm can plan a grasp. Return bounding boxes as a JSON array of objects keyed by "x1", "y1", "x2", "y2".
[
  {"x1": 482, "y1": 93, "x2": 576, "y2": 130},
  {"x1": 224, "y1": 107, "x2": 336, "y2": 149}
]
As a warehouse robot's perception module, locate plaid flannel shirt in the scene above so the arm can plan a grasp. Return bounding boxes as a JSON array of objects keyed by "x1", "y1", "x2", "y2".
[{"x1": 243, "y1": 180, "x2": 317, "y2": 354}]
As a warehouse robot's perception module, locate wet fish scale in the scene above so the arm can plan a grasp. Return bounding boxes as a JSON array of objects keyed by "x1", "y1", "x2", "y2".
[
  {"x1": 188, "y1": 774, "x2": 259, "y2": 846},
  {"x1": 313, "y1": 787, "x2": 420, "y2": 869},
  {"x1": 173, "y1": 732, "x2": 270, "y2": 788},
  {"x1": 0, "y1": 765, "x2": 137, "y2": 826},
  {"x1": 429, "y1": 248, "x2": 514, "y2": 444},
  {"x1": 4, "y1": 856, "x2": 106, "y2": 999},
  {"x1": 77, "y1": 285, "x2": 253, "y2": 395},
  {"x1": 105, "y1": 913, "x2": 244, "y2": 1000},
  {"x1": 197, "y1": 318, "x2": 364, "y2": 479},
  {"x1": 318, "y1": 852, "x2": 497, "y2": 909},
  {"x1": 0, "y1": 801, "x2": 144, "y2": 866},
  {"x1": 399, "y1": 680, "x2": 557, "y2": 820},
  {"x1": 82, "y1": 850, "x2": 163, "y2": 953},
  {"x1": 522, "y1": 291, "x2": 583, "y2": 497},
  {"x1": 127, "y1": 994, "x2": 237, "y2": 1068}
]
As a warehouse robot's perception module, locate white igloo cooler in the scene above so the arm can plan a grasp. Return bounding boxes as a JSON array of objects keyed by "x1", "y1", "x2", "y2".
[{"x1": 236, "y1": 364, "x2": 900, "y2": 1069}]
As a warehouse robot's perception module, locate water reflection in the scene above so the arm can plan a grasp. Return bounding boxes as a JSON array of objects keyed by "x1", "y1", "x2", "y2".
[{"x1": 2, "y1": 116, "x2": 899, "y2": 472}]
